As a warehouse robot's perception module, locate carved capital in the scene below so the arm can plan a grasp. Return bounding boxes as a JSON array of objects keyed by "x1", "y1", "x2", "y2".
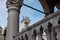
[
  {"x1": 6, "y1": 0, "x2": 23, "y2": 8},
  {"x1": 6, "y1": 0, "x2": 23, "y2": 12}
]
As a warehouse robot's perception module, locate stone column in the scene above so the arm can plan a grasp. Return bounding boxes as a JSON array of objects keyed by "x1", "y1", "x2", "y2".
[
  {"x1": 45, "y1": 29, "x2": 51, "y2": 40},
  {"x1": 56, "y1": 17, "x2": 60, "y2": 40},
  {"x1": 51, "y1": 27, "x2": 57, "y2": 40},
  {"x1": 45, "y1": 22, "x2": 52, "y2": 40},
  {"x1": 56, "y1": 26, "x2": 60, "y2": 40},
  {"x1": 36, "y1": 31, "x2": 43, "y2": 40},
  {"x1": 57, "y1": 32, "x2": 60, "y2": 40},
  {"x1": 6, "y1": 0, "x2": 23, "y2": 40}
]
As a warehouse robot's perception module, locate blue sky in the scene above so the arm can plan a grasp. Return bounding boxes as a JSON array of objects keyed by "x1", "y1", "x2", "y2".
[{"x1": 0, "y1": 0, "x2": 58, "y2": 30}]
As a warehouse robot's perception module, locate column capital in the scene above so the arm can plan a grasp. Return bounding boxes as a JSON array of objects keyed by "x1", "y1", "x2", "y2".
[
  {"x1": 6, "y1": 0, "x2": 23, "y2": 6},
  {"x1": 6, "y1": 0, "x2": 23, "y2": 12}
]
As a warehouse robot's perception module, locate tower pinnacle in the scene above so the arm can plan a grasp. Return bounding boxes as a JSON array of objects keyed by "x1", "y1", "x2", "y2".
[{"x1": 21, "y1": 16, "x2": 31, "y2": 31}]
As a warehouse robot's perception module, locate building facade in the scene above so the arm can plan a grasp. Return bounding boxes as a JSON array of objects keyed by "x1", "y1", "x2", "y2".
[
  {"x1": 6, "y1": 0, "x2": 60, "y2": 40},
  {"x1": 13, "y1": 11, "x2": 60, "y2": 40}
]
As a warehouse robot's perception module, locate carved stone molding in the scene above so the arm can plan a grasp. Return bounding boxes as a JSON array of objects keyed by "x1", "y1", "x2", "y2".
[
  {"x1": 6, "y1": 0, "x2": 23, "y2": 4},
  {"x1": 6, "y1": 0, "x2": 23, "y2": 8}
]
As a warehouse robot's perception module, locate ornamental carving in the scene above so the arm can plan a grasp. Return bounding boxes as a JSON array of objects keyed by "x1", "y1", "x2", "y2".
[
  {"x1": 47, "y1": 22, "x2": 52, "y2": 32},
  {"x1": 6, "y1": 0, "x2": 23, "y2": 5}
]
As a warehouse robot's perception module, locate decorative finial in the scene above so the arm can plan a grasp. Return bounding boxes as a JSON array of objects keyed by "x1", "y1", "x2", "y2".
[
  {"x1": 21, "y1": 16, "x2": 31, "y2": 31},
  {"x1": 47, "y1": 22, "x2": 52, "y2": 32},
  {"x1": 58, "y1": 17, "x2": 60, "y2": 24},
  {"x1": 40, "y1": 26, "x2": 43, "y2": 34}
]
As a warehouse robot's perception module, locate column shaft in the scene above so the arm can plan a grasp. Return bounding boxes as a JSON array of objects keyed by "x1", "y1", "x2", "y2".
[
  {"x1": 57, "y1": 32, "x2": 60, "y2": 40},
  {"x1": 51, "y1": 27, "x2": 57, "y2": 40},
  {"x1": 36, "y1": 33, "x2": 42, "y2": 40},
  {"x1": 46, "y1": 30, "x2": 51, "y2": 40},
  {"x1": 6, "y1": 0, "x2": 23, "y2": 40},
  {"x1": 36, "y1": 30, "x2": 43, "y2": 40},
  {"x1": 56, "y1": 27, "x2": 60, "y2": 40},
  {"x1": 6, "y1": 9, "x2": 20, "y2": 40}
]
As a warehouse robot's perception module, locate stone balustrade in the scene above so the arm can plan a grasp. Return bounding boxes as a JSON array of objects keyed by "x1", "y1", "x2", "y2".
[{"x1": 13, "y1": 10, "x2": 60, "y2": 40}]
